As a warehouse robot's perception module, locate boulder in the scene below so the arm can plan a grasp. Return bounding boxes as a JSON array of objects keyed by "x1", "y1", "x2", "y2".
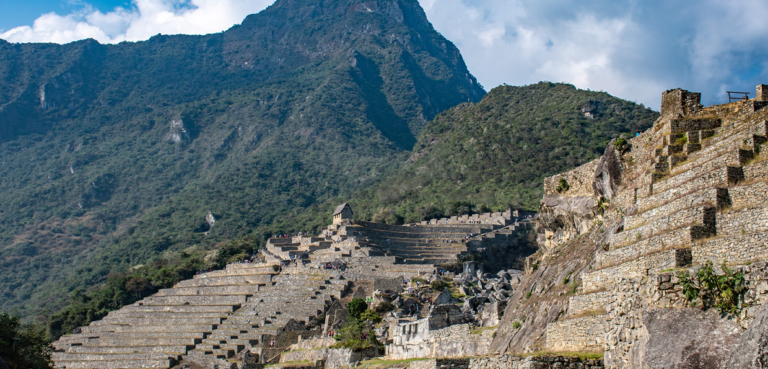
[
  {"x1": 724, "y1": 303, "x2": 768, "y2": 368},
  {"x1": 643, "y1": 308, "x2": 742, "y2": 369},
  {"x1": 434, "y1": 288, "x2": 452, "y2": 305}
]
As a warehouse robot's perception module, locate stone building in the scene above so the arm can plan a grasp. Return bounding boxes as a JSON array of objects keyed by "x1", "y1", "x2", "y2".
[{"x1": 332, "y1": 203, "x2": 354, "y2": 225}]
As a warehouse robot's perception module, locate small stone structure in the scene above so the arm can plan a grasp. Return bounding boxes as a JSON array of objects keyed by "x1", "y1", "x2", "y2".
[
  {"x1": 385, "y1": 305, "x2": 492, "y2": 360},
  {"x1": 332, "y1": 203, "x2": 353, "y2": 225}
]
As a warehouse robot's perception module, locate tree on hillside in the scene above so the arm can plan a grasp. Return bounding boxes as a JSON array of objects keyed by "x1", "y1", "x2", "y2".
[{"x1": 0, "y1": 313, "x2": 53, "y2": 369}]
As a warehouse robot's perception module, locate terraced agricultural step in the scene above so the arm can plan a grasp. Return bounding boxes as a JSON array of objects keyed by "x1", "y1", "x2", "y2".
[
  {"x1": 64, "y1": 345, "x2": 191, "y2": 355},
  {"x1": 155, "y1": 285, "x2": 260, "y2": 296},
  {"x1": 178, "y1": 274, "x2": 273, "y2": 287},
  {"x1": 141, "y1": 295, "x2": 248, "y2": 306},
  {"x1": 54, "y1": 358, "x2": 173, "y2": 369},
  {"x1": 598, "y1": 226, "x2": 707, "y2": 269},
  {"x1": 80, "y1": 324, "x2": 217, "y2": 334},
  {"x1": 584, "y1": 249, "x2": 690, "y2": 292},
  {"x1": 53, "y1": 352, "x2": 174, "y2": 361},
  {"x1": 640, "y1": 166, "x2": 741, "y2": 209},
  {"x1": 612, "y1": 206, "x2": 715, "y2": 249}
]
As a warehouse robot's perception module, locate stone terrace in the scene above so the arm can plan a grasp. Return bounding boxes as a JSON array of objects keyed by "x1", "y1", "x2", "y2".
[
  {"x1": 545, "y1": 86, "x2": 768, "y2": 353},
  {"x1": 52, "y1": 263, "x2": 280, "y2": 369},
  {"x1": 54, "y1": 207, "x2": 529, "y2": 368}
]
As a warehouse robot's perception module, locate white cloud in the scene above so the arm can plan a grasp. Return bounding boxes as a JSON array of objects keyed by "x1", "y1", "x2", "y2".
[
  {"x1": 422, "y1": 0, "x2": 768, "y2": 109},
  {"x1": 2, "y1": 0, "x2": 768, "y2": 109},
  {"x1": 0, "y1": 0, "x2": 274, "y2": 44}
]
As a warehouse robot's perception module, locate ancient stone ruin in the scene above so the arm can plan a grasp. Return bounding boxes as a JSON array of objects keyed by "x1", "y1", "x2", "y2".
[
  {"x1": 52, "y1": 84, "x2": 768, "y2": 369},
  {"x1": 524, "y1": 84, "x2": 768, "y2": 368},
  {"x1": 52, "y1": 206, "x2": 531, "y2": 369}
]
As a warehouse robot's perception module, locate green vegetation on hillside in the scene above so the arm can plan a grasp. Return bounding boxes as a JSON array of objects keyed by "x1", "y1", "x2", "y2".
[
  {"x1": 0, "y1": 0, "x2": 484, "y2": 323},
  {"x1": 0, "y1": 313, "x2": 53, "y2": 369},
  {"x1": 350, "y1": 82, "x2": 658, "y2": 221}
]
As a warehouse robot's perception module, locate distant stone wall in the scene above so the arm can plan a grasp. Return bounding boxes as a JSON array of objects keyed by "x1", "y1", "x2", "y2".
[
  {"x1": 386, "y1": 323, "x2": 492, "y2": 360},
  {"x1": 280, "y1": 347, "x2": 377, "y2": 369},
  {"x1": 544, "y1": 159, "x2": 600, "y2": 196}
]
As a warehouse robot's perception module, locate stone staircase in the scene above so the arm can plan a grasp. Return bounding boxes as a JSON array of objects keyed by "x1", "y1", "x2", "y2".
[{"x1": 542, "y1": 88, "x2": 768, "y2": 353}]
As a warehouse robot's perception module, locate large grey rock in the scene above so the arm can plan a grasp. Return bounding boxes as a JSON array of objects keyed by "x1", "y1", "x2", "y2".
[
  {"x1": 643, "y1": 308, "x2": 742, "y2": 369},
  {"x1": 725, "y1": 303, "x2": 768, "y2": 368},
  {"x1": 434, "y1": 288, "x2": 452, "y2": 305},
  {"x1": 593, "y1": 138, "x2": 623, "y2": 200}
]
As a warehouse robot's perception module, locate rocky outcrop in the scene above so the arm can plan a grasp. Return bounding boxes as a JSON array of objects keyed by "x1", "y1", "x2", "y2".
[
  {"x1": 725, "y1": 302, "x2": 768, "y2": 368},
  {"x1": 642, "y1": 308, "x2": 741, "y2": 369},
  {"x1": 536, "y1": 194, "x2": 597, "y2": 252},
  {"x1": 593, "y1": 139, "x2": 623, "y2": 200}
]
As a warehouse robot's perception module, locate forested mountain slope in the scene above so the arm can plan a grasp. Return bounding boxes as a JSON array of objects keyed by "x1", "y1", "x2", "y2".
[
  {"x1": 351, "y1": 82, "x2": 659, "y2": 221},
  {"x1": 0, "y1": 0, "x2": 484, "y2": 320}
]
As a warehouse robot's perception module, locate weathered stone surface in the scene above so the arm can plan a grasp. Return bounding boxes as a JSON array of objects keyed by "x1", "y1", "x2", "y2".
[
  {"x1": 643, "y1": 308, "x2": 742, "y2": 369},
  {"x1": 434, "y1": 288, "x2": 452, "y2": 305},
  {"x1": 593, "y1": 139, "x2": 623, "y2": 200},
  {"x1": 725, "y1": 302, "x2": 768, "y2": 368}
]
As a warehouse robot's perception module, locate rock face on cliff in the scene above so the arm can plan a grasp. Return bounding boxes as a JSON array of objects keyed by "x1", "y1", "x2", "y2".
[{"x1": 492, "y1": 85, "x2": 768, "y2": 368}]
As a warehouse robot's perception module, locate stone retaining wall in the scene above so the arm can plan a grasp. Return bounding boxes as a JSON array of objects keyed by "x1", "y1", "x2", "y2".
[
  {"x1": 544, "y1": 159, "x2": 600, "y2": 197},
  {"x1": 693, "y1": 231, "x2": 768, "y2": 265},
  {"x1": 583, "y1": 250, "x2": 682, "y2": 292},
  {"x1": 717, "y1": 206, "x2": 768, "y2": 237},
  {"x1": 546, "y1": 315, "x2": 607, "y2": 352}
]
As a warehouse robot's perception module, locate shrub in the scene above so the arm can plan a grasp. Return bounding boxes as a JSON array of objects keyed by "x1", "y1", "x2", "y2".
[
  {"x1": 555, "y1": 178, "x2": 570, "y2": 193},
  {"x1": 360, "y1": 310, "x2": 382, "y2": 324},
  {"x1": 347, "y1": 298, "x2": 368, "y2": 320},
  {"x1": 525, "y1": 291, "x2": 532, "y2": 299},
  {"x1": 674, "y1": 134, "x2": 688, "y2": 146},
  {"x1": 331, "y1": 318, "x2": 379, "y2": 351},
  {"x1": 512, "y1": 320, "x2": 521, "y2": 329},
  {"x1": 614, "y1": 137, "x2": 629, "y2": 152},
  {"x1": 677, "y1": 260, "x2": 747, "y2": 315},
  {"x1": 374, "y1": 302, "x2": 394, "y2": 313},
  {"x1": 430, "y1": 280, "x2": 448, "y2": 292}
]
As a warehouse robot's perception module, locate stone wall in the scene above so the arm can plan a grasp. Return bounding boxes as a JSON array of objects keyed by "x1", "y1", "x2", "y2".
[
  {"x1": 544, "y1": 160, "x2": 600, "y2": 197},
  {"x1": 728, "y1": 180, "x2": 768, "y2": 209},
  {"x1": 583, "y1": 250, "x2": 681, "y2": 292},
  {"x1": 468, "y1": 355, "x2": 604, "y2": 369},
  {"x1": 546, "y1": 315, "x2": 607, "y2": 352},
  {"x1": 693, "y1": 232, "x2": 768, "y2": 266},
  {"x1": 280, "y1": 347, "x2": 378, "y2": 369},
  {"x1": 716, "y1": 206, "x2": 768, "y2": 237},
  {"x1": 744, "y1": 159, "x2": 768, "y2": 182},
  {"x1": 386, "y1": 323, "x2": 492, "y2": 360},
  {"x1": 408, "y1": 356, "x2": 605, "y2": 369}
]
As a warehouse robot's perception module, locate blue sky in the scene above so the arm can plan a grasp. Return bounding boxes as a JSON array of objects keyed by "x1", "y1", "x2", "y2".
[
  {"x1": 0, "y1": 0, "x2": 129, "y2": 31},
  {"x1": 2, "y1": 0, "x2": 768, "y2": 110}
]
